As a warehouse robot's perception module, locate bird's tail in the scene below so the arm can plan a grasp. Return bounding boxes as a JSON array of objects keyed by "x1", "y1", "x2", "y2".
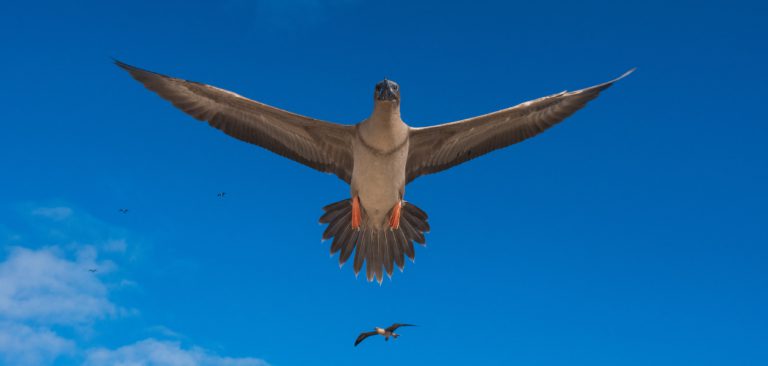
[{"x1": 319, "y1": 199, "x2": 430, "y2": 283}]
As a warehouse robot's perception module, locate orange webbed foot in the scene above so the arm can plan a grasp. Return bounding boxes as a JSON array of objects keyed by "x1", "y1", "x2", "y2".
[
  {"x1": 351, "y1": 196, "x2": 362, "y2": 229},
  {"x1": 388, "y1": 200, "x2": 402, "y2": 230}
]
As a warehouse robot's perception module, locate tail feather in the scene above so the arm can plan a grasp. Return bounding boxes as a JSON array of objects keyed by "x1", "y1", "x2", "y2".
[
  {"x1": 323, "y1": 210, "x2": 350, "y2": 240},
  {"x1": 383, "y1": 230, "x2": 396, "y2": 277},
  {"x1": 319, "y1": 199, "x2": 429, "y2": 282},
  {"x1": 366, "y1": 230, "x2": 377, "y2": 282},
  {"x1": 375, "y1": 231, "x2": 385, "y2": 282},
  {"x1": 330, "y1": 223, "x2": 352, "y2": 255},
  {"x1": 318, "y1": 206, "x2": 346, "y2": 225},
  {"x1": 392, "y1": 228, "x2": 408, "y2": 269},
  {"x1": 403, "y1": 237, "x2": 416, "y2": 261},
  {"x1": 377, "y1": 231, "x2": 387, "y2": 281},
  {"x1": 338, "y1": 229, "x2": 358, "y2": 265},
  {"x1": 400, "y1": 215, "x2": 425, "y2": 245},
  {"x1": 403, "y1": 203, "x2": 428, "y2": 222},
  {"x1": 353, "y1": 228, "x2": 368, "y2": 275},
  {"x1": 374, "y1": 230, "x2": 384, "y2": 283},
  {"x1": 402, "y1": 211, "x2": 429, "y2": 238},
  {"x1": 322, "y1": 199, "x2": 350, "y2": 213}
]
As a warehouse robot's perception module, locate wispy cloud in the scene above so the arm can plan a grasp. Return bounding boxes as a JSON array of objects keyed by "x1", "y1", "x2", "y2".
[
  {"x1": 0, "y1": 204, "x2": 267, "y2": 365},
  {"x1": 0, "y1": 322, "x2": 75, "y2": 366},
  {"x1": 0, "y1": 246, "x2": 117, "y2": 325},
  {"x1": 102, "y1": 238, "x2": 127, "y2": 254},
  {"x1": 85, "y1": 339, "x2": 268, "y2": 366},
  {"x1": 148, "y1": 325, "x2": 185, "y2": 339},
  {"x1": 31, "y1": 206, "x2": 73, "y2": 221},
  {"x1": 14, "y1": 203, "x2": 142, "y2": 265},
  {"x1": 0, "y1": 245, "x2": 125, "y2": 365}
]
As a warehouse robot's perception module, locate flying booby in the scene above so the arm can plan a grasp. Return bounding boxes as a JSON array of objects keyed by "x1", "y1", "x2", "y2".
[
  {"x1": 354, "y1": 323, "x2": 415, "y2": 346},
  {"x1": 116, "y1": 61, "x2": 633, "y2": 283}
]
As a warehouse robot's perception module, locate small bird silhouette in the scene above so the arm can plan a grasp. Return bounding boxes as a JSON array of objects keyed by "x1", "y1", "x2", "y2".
[
  {"x1": 118, "y1": 208, "x2": 128, "y2": 214},
  {"x1": 217, "y1": 192, "x2": 226, "y2": 198},
  {"x1": 355, "y1": 323, "x2": 415, "y2": 346},
  {"x1": 88, "y1": 269, "x2": 97, "y2": 273}
]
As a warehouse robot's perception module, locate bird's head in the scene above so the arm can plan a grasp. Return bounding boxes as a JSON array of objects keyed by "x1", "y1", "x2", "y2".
[{"x1": 373, "y1": 79, "x2": 400, "y2": 104}]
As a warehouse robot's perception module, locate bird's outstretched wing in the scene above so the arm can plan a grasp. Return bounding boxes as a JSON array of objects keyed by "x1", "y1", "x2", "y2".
[
  {"x1": 116, "y1": 61, "x2": 355, "y2": 183},
  {"x1": 354, "y1": 331, "x2": 378, "y2": 346},
  {"x1": 386, "y1": 323, "x2": 416, "y2": 332},
  {"x1": 405, "y1": 69, "x2": 634, "y2": 183}
]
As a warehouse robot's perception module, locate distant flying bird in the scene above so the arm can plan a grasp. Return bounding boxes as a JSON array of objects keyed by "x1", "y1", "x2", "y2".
[
  {"x1": 88, "y1": 269, "x2": 97, "y2": 273},
  {"x1": 118, "y1": 208, "x2": 128, "y2": 214},
  {"x1": 355, "y1": 323, "x2": 415, "y2": 346},
  {"x1": 117, "y1": 60, "x2": 633, "y2": 283},
  {"x1": 217, "y1": 192, "x2": 226, "y2": 198}
]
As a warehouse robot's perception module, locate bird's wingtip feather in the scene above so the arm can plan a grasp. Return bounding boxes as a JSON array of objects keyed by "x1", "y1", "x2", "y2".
[
  {"x1": 113, "y1": 59, "x2": 133, "y2": 70},
  {"x1": 615, "y1": 67, "x2": 636, "y2": 82}
]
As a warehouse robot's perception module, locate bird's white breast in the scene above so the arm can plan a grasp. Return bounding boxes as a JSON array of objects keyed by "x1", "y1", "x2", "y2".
[{"x1": 351, "y1": 119, "x2": 409, "y2": 228}]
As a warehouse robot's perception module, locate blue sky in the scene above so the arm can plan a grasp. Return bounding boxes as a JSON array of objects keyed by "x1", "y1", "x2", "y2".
[{"x1": 1, "y1": 0, "x2": 766, "y2": 365}]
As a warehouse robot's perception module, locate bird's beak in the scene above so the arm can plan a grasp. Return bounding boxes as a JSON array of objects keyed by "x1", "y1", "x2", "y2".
[{"x1": 375, "y1": 80, "x2": 399, "y2": 102}]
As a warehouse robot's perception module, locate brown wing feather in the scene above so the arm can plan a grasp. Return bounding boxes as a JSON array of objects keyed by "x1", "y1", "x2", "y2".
[
  {"x1": 354, "y1": 331, "x2": 378, "y2": 346},
  {"x1": 405, "y1": 69, "x2": 634, "y2": 183},
  {"x1": 116, "y1": 61, "x2": 354, "y2": 183},
  {"x1": 386, "y1": 323, "x2": 416, "y2": 332}
]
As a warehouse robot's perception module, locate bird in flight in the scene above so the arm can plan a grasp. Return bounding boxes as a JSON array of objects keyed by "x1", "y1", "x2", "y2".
[
  {"x1": 118, "y1": 208, "x2": 128, "y2": 214},
  {"x1": 355, "y1": 323, "x2": 415, "y2": 346},
  {"x1": 217, "y1": 192, "x2": 226, "y2": 198},
  {"x1": 88, "y1": 269, "x2": 97, "y2": 273},
  {"x1": 117, "y1": 61, "x2": 633, "y2": 283}
]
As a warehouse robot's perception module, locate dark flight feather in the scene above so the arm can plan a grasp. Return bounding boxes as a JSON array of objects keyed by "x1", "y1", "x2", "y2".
[{"x1": 406, "y1": 69, "x2": 635, "y2": 183}]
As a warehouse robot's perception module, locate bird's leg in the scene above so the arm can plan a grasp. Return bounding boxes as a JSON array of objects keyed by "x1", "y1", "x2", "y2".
[
  {"x1": 388, "y1": 200, "x2": 402, "y2": 230},
  {"x1": 351, "y1": 196, "x2": 362, "y2": 229}
]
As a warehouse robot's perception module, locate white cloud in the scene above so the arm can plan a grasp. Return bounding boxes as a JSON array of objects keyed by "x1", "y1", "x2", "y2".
[
  {"x1": 103, "y1": 238, "x2": 128, "y2": 253},
  {"x1": 148, "y1": 325, "x2": 185, "y2": 339},
  {"x1": 23, "y1": 204, "x2": 135, "y2": 258},
  {"x1": 0, "y1": 321, "x2": 75, "y2": 366},
  {"x1": 0, "y1": 204, "x2": 269, "y2": 366},
  {"x1": 31, "y1": 206, "x2": 73, "y2": 221},
  {"x1": 0, "y1": 246, "x2": 117, "y2": 325},
  {"x1": 84, "y1": 339, "x2": 268, "y2": 366}
]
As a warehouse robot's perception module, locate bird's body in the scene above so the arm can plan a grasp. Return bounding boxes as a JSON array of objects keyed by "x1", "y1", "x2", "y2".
[
  {"x1": 351, "y1": 103, "x2": 409, "y2": 229},
  {"x1": 117, "y1": 61, "x2": 633, "y2": 283}
]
